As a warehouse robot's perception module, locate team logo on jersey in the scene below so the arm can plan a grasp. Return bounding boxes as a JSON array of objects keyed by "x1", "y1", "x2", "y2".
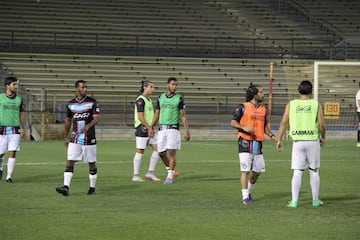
[
  {"x1": 74, "y1": 112, "x2": 90, "y2": 120},
  {"x1": 296, "y1": 105, "x2": 311, "y2": 113}
]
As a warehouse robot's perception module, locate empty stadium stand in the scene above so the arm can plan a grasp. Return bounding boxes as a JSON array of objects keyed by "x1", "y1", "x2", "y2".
[{"x1": 0, "y1": 0, "x2": 359, "y2": 140}]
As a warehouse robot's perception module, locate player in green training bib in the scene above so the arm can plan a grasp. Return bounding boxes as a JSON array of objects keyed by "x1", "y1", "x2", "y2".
[
  {"x1": 152, "y1": 77, "x2": 190, "y2": 185},
  {"x1": 132, "y1": 80, "x2": 161, "y2": 182},
  {"x1": 0, "y1": 77, "x2": 26, "y2": 183},
  {"x1": 277, "y1": 80, "x2": 326, "y2": 208}
]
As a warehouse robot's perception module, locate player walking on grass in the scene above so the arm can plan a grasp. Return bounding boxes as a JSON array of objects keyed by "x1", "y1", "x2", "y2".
[
  {"x1": 56, "y1": 80, "x2": 101, "y2": 196},
  {"x1": 0, "y1": 77, "x2": 26, "y2": 183},
  {"x1": 276, "y1": 80, "x2": 326, "y2": 208},
  {"x1": 132, "y1": 80, "x2": 160, "y2": 182},
  {"x1": 230, "y1": 83, "x2": 277, "y2": 205},
  {"x1": 152, "y1": 77, "x2": 190, "y2": 185}
]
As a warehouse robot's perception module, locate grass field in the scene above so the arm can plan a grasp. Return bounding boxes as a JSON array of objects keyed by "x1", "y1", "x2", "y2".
[{"x1": 0, "y1": 140, "x2": 359, "y2": 240}]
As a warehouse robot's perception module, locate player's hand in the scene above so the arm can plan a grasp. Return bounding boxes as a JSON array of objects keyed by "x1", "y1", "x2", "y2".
[
  {"x1": 276, "y1": 140, "x2": 283, "y2": 151},
  {"x1": 81, "y1": 125, "x2": 89, "y2": 133},
  {"x1": 148, "y1": 128, "x2": 154, "y2": 137},
  {"x1": 242, "y1": 126, "x2": 254, "y2": 134},
  {"x1": 184, "y1": 130, "x2": 190, "y2": 141},
  {"x1": 64, "y1": 138, "x2": 69, "y2": 147},
  {"x1": 320, "y1": 137, "x2": 325, "y2": 147}
]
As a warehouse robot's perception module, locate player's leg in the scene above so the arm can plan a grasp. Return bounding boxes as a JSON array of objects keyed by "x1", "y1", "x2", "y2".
[
  {"x1": 308, "y1": 140, "x2": 322, "y2": 207},
  {"x1": 6, "y1": 134, "x2": 20, "y2": 183},
  {"x1": 56, "y1": 143, "x2": 81, "y2": 196},
  {"x1": 248, "y1": 154, "x2": 266, "y2": 198},
  {"x1": 145, "y1": 139, "x2": 160, "y2": 181},
  {"x1": 164, "y1": 130, "x2": 181, "y2": 184},
  {"x1": 157, "y1": 129, "x2": 170, "y2": 169},
  {"x1": 288, "y1": 141, "x2": 306, "y2": 208},
  {"x1": 133, "y1": 137, "x2": 147, "y2": 182},
  {"x1": 0, "y1": 135, "x2": 7, "y2": 181},
  {"x1": 84, "y1": 145, "x2": 97, "y2": 195},
  {"x1": 239, "y1": 152, "x2": 252, "y2": 204}
]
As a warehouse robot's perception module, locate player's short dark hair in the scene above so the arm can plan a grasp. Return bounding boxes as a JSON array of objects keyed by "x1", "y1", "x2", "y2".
[
  {"x1": 246, "y1": 83, "x2": 260, "y2": 102},
  {"x1": 167, "y1": 77, "x2": 177, "y2": 83},
  {"x1": 140, "y1": 80, "x2": 153, "y2": 93},
  {"x1": 298, "y1": 80, "x2": 313, "y2": 95},
  {"x1": 4, "y1": 76, "x2": 17, "y2": 86},
  {"x1": 75, "y1": 80, "x2": 87, "y2": 88}
]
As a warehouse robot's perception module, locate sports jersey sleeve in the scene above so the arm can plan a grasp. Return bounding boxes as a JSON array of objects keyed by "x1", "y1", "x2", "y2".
[
  {"x1": 92, "y1": 100, "x2": 100, "y2": 117},
  {"x1": 231, "y1": 104, "x2": 244, "y2": 122},
  {"x1": 136, "y1": 98, "x2": 146, "y2": 113},
  {"x1": 66, "y1": 102, "x2": 73, "y2": 119},
  {"x1": 179, "y1": 96, "x2": 185, "y2": 109},
  {"x1": 155, "y1": 96, "x2": 161, "y2": 110},
  {"x1": 19, "y1": 98, "x2": 25, "y2": 112}
]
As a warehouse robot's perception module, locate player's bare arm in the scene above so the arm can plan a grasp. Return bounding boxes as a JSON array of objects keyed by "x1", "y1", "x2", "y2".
[{"x1": 180, "y1": 109, "x2": 190, "y2": 141}]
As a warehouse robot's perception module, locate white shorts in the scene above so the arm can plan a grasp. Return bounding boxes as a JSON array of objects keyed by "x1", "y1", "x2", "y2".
[
  {"x1": 239, "y1": 152, "x2": 265, "y2": 173},
  {"x1": 157, "y1": 129, "x2": 181, "y2": 153},
  {"x1": 291, "y1": 140, "x2": 320, "y2": 170},
  {"x1": 136, "y1": 132, "x2": 158, "y2": 149},
  {"x1": 67, "y1": 142, "x2": 96, "y2": 163},
  {"x1": 0, "y1": 134, "x2": 20, "y2": 154}
]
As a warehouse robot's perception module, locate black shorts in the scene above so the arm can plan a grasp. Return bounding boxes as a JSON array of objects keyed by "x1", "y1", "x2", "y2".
[
  {"x1": 135, "y1": 125, "x2": 148, "y2": 137},
  {"x1": 238, "y1": 137, "x2": 263, "y2": 155}
]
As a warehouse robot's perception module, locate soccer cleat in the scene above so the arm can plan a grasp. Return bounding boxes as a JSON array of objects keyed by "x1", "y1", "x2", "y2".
[
  {"x1": 172, "y1": 171, "x2": 179, "y2": 180},
  {"x1": 145, "y1": 173, "x2": 160, "y2": 181},
  {"x1": 312, "y1": 199, "x2": 323, "y2": 207},
  {"x1": 248, "y1": 193, "x2": 252, "y2": 201},
  {"x1": 357, "y1": 143, "x2": 360, "y2": 147},
  {"x1": 87, "y1": 187, "x2": 96, "y2": 195},
  {"x1": 163, "y1": 178, "x2": 173, "y2": 185},
  {"x1": 6, "y1": 178, "x2": 13, "y2": 184},
  {"x1": 132, "y1": 175, "x2": 145, "y2": 182},
  {"x1": 287, "y1": 201, "x2": 298, "y2": 208},
  {"x1": 56, "y1": 186, "x2": 69, "y2": 196},
  {"x1": 242, "y1": 197, "x2": 252, "y2": 205}
]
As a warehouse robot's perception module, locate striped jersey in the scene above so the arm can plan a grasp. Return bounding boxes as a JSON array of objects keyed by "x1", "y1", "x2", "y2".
[{"x1": 66, "y1": 96, "x2": 100, "y2": 145}]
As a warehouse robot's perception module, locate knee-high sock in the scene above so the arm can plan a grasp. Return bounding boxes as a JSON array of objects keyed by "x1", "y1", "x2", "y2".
[
  {"x1": 291, "y1": 170, "x2": 303, "y2": 202},
  {"x1": 6, "y1": 158, "x2": 16, "y2": 179},
  {"x1": 133, "y1": 152, "x2": 143, "y2": 176},
  {"x1": 309, "y1": 169, "x2": 320, "y2": 201},
  {"x1": 64, "y1": 172, "x2": 73, "y2": 187},
  {"x1": 89, "y1": 174, "x2": 97, "y2": 188},
  {"x1": 148, "y1": 151, "x2": 159, "y2": 172}
]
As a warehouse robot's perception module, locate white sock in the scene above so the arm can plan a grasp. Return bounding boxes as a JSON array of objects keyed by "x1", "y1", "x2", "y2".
[
  {"x1": 291, "y1": 170, "x2": 303, "y2": 202},
  {"x1": 310, "y1": 169, "x2": 320, "y2": 201},
  {"x1": 148, "y1": 151, "x2": 159, "y2": 173},
  {"x1": 166, "y1": 170, "x2": 174, "y2": 179},
  {"x1": 64, "y1": 172, "x2": 73, "y2": 187},
  {"x1": 133, "y1": 152, "x2": 143, "y2": 176},
  {"x1": 242, "y1": 189, "x2": 249, "y2": 200},
  {"x1": 248, "y1": 181, "x2": 255, "y2": 193},
  {"x1": 6, "y1": 158, "x2": 16, "y2": 179},
  {"x1": 89, "y1": 174, "x2": 97, "y2": 188}
]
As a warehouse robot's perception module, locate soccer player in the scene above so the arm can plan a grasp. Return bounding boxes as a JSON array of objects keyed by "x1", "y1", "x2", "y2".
[
  {"x1": 276, "y1": 80, "x2": 326, "y2": 208},
  {"x1": 356, "y1": 83, "x2": 360, "y2": 147},
  {"x1": 132, "y1": 80, "x2": 160, "y2": 182},
  {"x1": 230, "y1": 83, "x2": 277, "y2": 205},
  {"x1": 56, "y1": 80, "x2": 101, "y2": 196},
  {"x1": 152, "y1": 77, "x2": 190, "y2": 185},
  {"x1": 0, "y1": 77, "x2": 26, "y2": 183}
]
